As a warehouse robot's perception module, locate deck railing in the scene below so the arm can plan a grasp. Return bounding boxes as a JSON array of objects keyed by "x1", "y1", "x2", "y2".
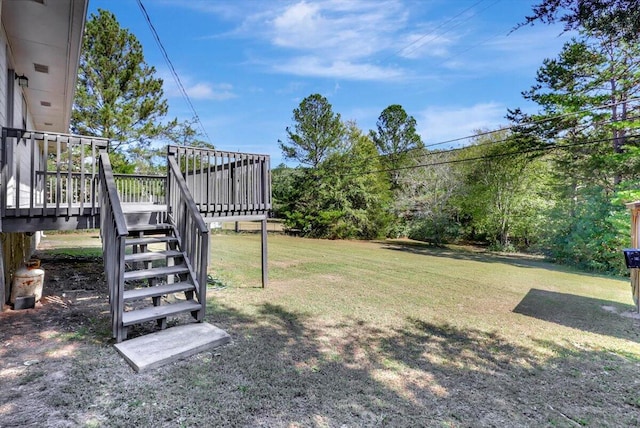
[
  {"x1": 98, "y1": 152, "x2": 128, "y2": 342},
  {"x1": 167, "y1": 154, "x2": 209, "y2": 321},
  {"x1": 0, "y1": 128, "x2": 108, "y2": 217},
  {"x1": 114, "y1": 174, "x2": 166, "y2": 204},
  {"x1": 169, "y1": 145, "x2": 271, "y2": 218}
]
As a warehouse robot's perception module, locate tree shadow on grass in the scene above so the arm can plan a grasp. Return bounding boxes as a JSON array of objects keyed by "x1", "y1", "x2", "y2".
[
  {"x1": 513, "y1": 288, "x2": 640, "y2": 342},
  {"x1": 380, "y1": 239, "x2": 626, "y2": 279},
  {"x1": 4, "y1": 253, "x2": 640, "y2": 427}
]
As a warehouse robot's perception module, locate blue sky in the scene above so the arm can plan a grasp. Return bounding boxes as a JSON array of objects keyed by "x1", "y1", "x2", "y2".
[{"x1": 87, "y1": 0, "x2": 572, "y2": 166}]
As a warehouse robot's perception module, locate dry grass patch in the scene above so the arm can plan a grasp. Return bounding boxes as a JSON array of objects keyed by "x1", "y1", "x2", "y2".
[{"x1": 1, "y1": 231, "x2": 640, "y2": 426}]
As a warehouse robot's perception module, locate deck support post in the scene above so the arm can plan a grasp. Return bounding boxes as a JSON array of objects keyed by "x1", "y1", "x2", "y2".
[
  {"x1": 261, "y1": 218, "x2": 268, "y2": 288},
  {"x1": 0, "y1": 240, "x2": 5, "y2": 311},
  {"x1": 627, "y1": 201, "x2": 640, "y2": 312}
]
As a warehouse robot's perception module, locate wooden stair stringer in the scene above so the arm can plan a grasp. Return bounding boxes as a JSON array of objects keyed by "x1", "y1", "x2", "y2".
[{"x1": 113, "y1": 218, "x2": 206, "y2": 342}]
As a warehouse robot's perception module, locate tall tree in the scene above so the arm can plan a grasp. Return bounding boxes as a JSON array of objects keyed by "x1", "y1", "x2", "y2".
[
  {"x1": 508, "y1": 24, "x2": 640, "y2": 272},
  {"x1": 370, "y1": 104, "x2": 424, "y2": 190},
  {"x1": 456, "y1": 130, "x2": 550, "y2": 250},
  {"x1": 396, "y1": 150, "x2": 461, "y2": 244},
  {"x1": 281, "y1": 94, "x2": 344, "y2": 168},
  {"x1": 71, "y1": 9, "x2": 175, "y2": 155},
  {"x1": 317, "y1": 122, "x2": 392, "y2": 239},
  {"x1": 515, "y1": 36, "x2": 640, "y2": 187},
  {"x1": 520, "y1": 0, "x2": 640, "y2": 42}
]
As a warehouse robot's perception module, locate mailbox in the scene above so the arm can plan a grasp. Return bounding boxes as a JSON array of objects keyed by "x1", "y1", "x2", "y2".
[{"x1": 623, "y1": 249, "x2": 640, "y2": 268}]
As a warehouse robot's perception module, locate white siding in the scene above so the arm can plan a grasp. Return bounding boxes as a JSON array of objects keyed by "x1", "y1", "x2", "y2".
[
  {"x1": 1, "y1": 19, "x2": 42, "y2": 209},
  {"x1": 0, "y1": 23, "x2": 6, "y2": 127}
]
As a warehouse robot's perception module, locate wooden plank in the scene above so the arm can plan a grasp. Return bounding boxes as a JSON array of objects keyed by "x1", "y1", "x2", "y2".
[
  {"x1": 0, "y1": 214, "x2": 100, "y2": 232},
  {"x1": 122, "y1": 281, "x2": 195, "y2": 301},
  {"x1": 66, "y1": 138, "x2": 73, "y2": 217},
  {"x1": 126, "y1": 223, "x2": 173, "y2": 232},
  {"x1": 99, "y1": 152, "x2": 128, "y2": 237},
  {"x1": 1, "y1": 129, "x2": 7, "y2": 218},
  {"x1": 124, "y1": 249, "x2": 182, "y2": 263},
  {"x1": 121, "y1": 300, "x2": 201, "y2": 326},
  {"x1": 79, "y1": 139, "x2": 85, "y2": 214},
  {"x1": 42, "y1": 134, "x2": 49, "y2": 216},
  {"x1": 113, "y1": 322, "x2": 231, "y2": 372},
  {"x1": 123, "y1": 264, "x2": 189, "y2": 281},
  {"x1": 0, "y1": 240, "x2": 5, "y2": 309},
  {"x1": 203, "y1": 214, "x2": 267, "y2": 223},
  {"x1": 15, "y1": 134, "x2": 21, "y2": 212},
  {"x1": 29, "y1": 133, "x2": 35, "y2": 215}
]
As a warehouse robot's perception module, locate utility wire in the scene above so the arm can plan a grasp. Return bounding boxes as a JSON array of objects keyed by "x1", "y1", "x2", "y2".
[
  {"x1": 338, "y1": 96, "x2": 640, "y2": 169},
  {"x1": 136, "y1": 0, "x2": 213, "y2": 145},
  {"x1": 343, "y1": 132, "x2": 640, "y2": 178},
  {"x1": 400, "y1": 0, "x2": 502, "y2": 59},
  {"x1": 309, "y1": 110, "x2": 640, "y2": 177},
  {"x1": 422, "y1": 96, "x2": 640, "y2": 149},
  {"x1": 411, "y1": 112, "x2": 640, "y2": 161},
  {"x1": 365, "y1": 96, "x2": 640, "y2": 169},
  {"x1": 390, "y1": 0, "x2": 488, "y2": 59}
]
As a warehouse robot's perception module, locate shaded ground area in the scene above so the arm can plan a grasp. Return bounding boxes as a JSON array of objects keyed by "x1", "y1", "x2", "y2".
[{"x1": 1, "y1": 244, "x2": 640, "y2": 426}]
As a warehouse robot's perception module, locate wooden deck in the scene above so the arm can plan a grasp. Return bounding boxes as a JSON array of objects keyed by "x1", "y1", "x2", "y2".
[{"x1": 2, "y1": 129, "x2": 270, "y2": 357}]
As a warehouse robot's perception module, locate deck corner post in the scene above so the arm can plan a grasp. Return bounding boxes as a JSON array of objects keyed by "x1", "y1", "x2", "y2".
[{"x1": 261, "y1": 217, "x2": 268, "y2": 288}]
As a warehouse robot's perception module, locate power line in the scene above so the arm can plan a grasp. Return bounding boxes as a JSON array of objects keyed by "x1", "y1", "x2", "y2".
[
  {"x1": 347, "y1": 132, "x2": 640, "y2": 178},
  {"x1": 413, "y1": 112, "x2": 640, "y2": 161},
  {"x1": 400, "y1": 0, "x2": 503, "y2": 59},
  {"x1": 136, "y1": 0, "x2": 213, "y2": 145},
  {"x1": 423, "y1": 96, "x2": 640, "y2": 149},
  {"x1": 312, "y1": 110, "x2": 640, "y2": 177},
  {"x1": 390, "y1": 0, "x2": 488, "y2": 59},
  {"x1": 351, "y1": 96, "x2": 640, "y2": 170}
]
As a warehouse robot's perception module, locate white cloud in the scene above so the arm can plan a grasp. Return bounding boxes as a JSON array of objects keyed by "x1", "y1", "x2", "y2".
[
  {"x1": 238, "y1": 0, "x2": 412, "y2": 80},
  {"x1": 160, "y1": 69, "x2": 236, "y2": 101},
  {"x1": 268, "y1": 0, "x2": 403, "y2": 59},
  {"x1": 418, "y1": 103, "x2": 507, "y2": 146},
  {"x1": 184, "y1": 82, "x2": 236, "y2": 101},
  {"x1": 398, "y1": 32, "x2": 455, "y2": 59},
  {"x1": 272, "y1": 56, "x2": 403, "y2": 81}
]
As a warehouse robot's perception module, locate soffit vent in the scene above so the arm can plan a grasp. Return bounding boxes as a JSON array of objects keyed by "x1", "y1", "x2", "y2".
[
  {"x1": 40, "y1": 101, "x2": 51, "y2": 107},
  {"x1": 34, "y1": 63, "x2": 49, "y2": 74},
  {"x1": 44, "y1": 122, "x2": 53, "y2": 126}
]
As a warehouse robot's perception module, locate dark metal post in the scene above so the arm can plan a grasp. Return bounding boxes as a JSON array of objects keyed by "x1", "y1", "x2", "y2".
[{"x1": 261, "y1": 218, "x2": 268, "y2": 288}]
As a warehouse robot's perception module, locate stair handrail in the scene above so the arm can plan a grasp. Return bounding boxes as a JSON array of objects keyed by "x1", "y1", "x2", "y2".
[
  {"x1": 98, "y1": 151, "x2": 128, "y2": 340},
  {"x1": 167, "y1": 153, "x2": 209, "y2": 321}
]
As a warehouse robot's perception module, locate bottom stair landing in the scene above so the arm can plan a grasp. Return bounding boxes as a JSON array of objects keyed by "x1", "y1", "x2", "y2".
[{"x1": 114, "y1": 322, "x2": 231, "y2": 372}]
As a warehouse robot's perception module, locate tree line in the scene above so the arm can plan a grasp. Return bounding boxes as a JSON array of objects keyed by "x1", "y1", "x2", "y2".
[
  {"x1": 274, "y1": 0, "x2": 640, "y2": 275},
  {"x1": 73, "y1": 3, "x2": 640, "y2": 275}
]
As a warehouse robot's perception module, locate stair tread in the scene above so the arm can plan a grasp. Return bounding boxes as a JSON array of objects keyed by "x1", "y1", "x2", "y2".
[
  {"x1": 122, "y1": 300, "x2": 201, "y2": 326},
  {"x1": 124, "y1": 264, "x2": 190, "y2": 281},
  {"x1": 126, "y1": 236, "x2": 178, "y2": 246},
  {"x1": 125, "y1": 250, "x2": 183, "y2": 263},
  {"x1": 127, "y1": 223, "x2": 173, "y2": 232},
  {"x1": 123, "y1": 282, "x2": 196, "y2": 301}
]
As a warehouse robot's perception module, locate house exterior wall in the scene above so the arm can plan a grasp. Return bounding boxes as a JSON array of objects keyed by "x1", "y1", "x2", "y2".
[{"x1": 0, "y1": 8, "x2": 37, "y2": 306}]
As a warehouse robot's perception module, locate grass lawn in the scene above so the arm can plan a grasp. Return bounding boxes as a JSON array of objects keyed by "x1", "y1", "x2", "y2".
[
  {"x1": 3, "y1": 231, "x2": 640, "y2": 427},
  {"x1": 205, "y1": 232, "x2": 640, "y2": 426}
]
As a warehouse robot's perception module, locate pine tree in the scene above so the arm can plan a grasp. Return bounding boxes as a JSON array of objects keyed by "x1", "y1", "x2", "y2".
[{"x1": 71, "y1": 9, "x2": 175, "y2": 158}]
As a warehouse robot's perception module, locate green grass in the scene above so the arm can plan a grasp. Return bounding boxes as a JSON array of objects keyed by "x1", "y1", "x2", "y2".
[
  {"x1": 21, "y1": 230, "x2": 640, "y2": 426},
  {"x1": 210, "y1": 233, "x2": 638, "y2": 354}
]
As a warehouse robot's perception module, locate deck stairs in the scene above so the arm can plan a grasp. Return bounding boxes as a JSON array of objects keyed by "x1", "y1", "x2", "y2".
[
  {"x1": 118, "y1": 208, "x2": 204, "y2": 341},
  {"x1": 110, "y1": 205, "x2": 231, "y2": 371},
  {"x1": 1, "y1": 130, "x2": 271, "y2": 369}
]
